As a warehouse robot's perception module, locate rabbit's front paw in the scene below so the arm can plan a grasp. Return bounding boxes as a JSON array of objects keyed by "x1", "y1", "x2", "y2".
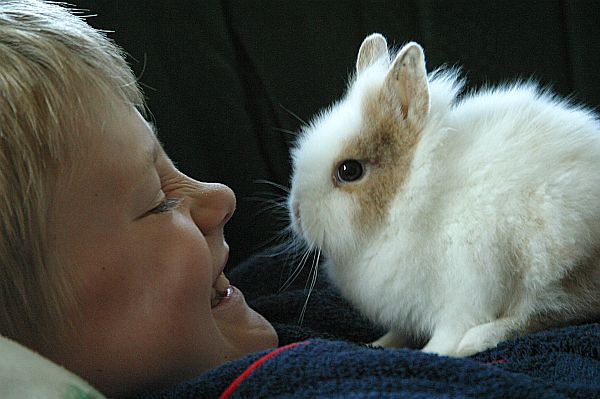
[
  {"x1": 456, "y1": 319, "x2": 515, "y2": 356},
  {"x1": 370, "y1": 331, "x2": 409, "y2": 348}
]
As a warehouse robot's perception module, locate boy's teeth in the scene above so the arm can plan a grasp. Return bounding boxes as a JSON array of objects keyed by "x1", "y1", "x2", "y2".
[
  {"x1": 214, "y1": 273, "x2": 230, "y2": 293},
  {"x1": 211, "y1": 273, "x2": 230, "y2": 308}
]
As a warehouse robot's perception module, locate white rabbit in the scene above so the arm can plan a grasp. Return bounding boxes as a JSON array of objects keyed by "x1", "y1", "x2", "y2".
[{"x1": 288, "y1": 33, "x2": 600, "y2": 357}]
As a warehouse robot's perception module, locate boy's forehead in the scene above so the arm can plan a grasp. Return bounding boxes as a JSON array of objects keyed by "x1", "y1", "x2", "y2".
[{"x1": 73, "y1": 106, "x2": 160, "y2": 199}]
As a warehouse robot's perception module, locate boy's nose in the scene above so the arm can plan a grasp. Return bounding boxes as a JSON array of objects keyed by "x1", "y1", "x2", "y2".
[{"x1": 189, "y1": 182, "x2": 236, "y2": 234}]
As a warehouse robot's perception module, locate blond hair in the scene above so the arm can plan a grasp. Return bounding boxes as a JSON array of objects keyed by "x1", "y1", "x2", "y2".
[{"x1": 0, "y1": 0, "x2": 145, "y2": 344}]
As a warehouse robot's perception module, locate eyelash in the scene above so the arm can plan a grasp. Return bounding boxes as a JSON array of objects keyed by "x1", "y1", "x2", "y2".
[{"x1": 149, "y1": 197, "x2": 182, "y2": 214}]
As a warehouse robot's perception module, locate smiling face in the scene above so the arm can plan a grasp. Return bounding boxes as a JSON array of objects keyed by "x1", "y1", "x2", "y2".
[{"x1": 45, "y1": 98, "x2": 277, "y2": 397}]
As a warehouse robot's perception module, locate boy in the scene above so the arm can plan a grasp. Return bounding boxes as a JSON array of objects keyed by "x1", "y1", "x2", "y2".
[{"x1": 0, "y1": 1, "x2": 277, "y2": 396}]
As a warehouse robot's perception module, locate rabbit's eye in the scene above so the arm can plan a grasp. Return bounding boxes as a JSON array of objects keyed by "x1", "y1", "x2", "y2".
[{"x1": 336, "y1": 160, "x2": 364, "y2": 183}]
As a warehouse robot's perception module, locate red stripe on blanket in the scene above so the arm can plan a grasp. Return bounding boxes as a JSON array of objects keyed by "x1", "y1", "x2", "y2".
[{"x1": 219, "y1": 341, "x2": 311, "y2": 399}]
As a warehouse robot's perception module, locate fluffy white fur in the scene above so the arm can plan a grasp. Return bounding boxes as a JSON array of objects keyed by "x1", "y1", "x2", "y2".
[
  {"x1": 288, "y1": 34, "x2": 600, "y2": 357},
  {"x1": 288, "y1": 59, "x2": 388, "y2": 259}
]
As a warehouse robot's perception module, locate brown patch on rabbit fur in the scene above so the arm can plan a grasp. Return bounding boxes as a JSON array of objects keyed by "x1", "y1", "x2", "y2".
[
  {"x1": 336, "y1": 86, "x2": 423, "y2": 234},
  {"x1": 506, "y1": 248, "x2": 600, "y2": 334},
  {"x1": 559, "y1": 250, "x2": 600, "y2": 316}
]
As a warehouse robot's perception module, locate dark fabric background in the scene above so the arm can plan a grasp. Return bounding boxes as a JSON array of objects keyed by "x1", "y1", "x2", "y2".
[{"x1": 72, "y1": 0, "x2": 600, "y2": 266}]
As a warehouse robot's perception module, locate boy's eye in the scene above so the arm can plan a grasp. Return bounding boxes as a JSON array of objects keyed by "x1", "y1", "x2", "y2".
[{"x1": 149, "y1": 197, "x2": 182, "y2": 215}]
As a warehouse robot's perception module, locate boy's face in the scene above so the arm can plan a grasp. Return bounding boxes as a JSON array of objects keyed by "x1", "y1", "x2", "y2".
[{"x1": 47, "y1": 99, "x2": 277, "y2": 396}]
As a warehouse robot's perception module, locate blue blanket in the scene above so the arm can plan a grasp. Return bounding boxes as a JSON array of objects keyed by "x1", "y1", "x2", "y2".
[{"x1": 137, "y1": 252, "x2": 600, "y2": 398}]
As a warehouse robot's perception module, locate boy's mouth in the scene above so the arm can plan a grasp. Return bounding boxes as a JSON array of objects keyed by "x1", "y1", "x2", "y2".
[{"x1": 211, "y1": 273, "x2": 230, "y2": 308}]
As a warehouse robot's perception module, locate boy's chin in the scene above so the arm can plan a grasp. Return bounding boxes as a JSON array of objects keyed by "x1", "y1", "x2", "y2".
[{"x1": 215, "y1": 288, "x2": 278, "y2": 358}]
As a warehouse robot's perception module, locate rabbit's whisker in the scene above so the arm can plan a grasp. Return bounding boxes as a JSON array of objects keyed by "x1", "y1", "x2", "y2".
[{"x1": 298, "y1": 249, "x2": 321, "y2": 326}]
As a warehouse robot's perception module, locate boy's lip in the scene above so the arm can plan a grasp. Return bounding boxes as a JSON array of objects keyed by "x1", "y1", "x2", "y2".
[
  {"x1": 211, "y1": 285, "x2": 244, "y2": 312},
  {"x1": 213, "y1": 247, "x2": 229, "y2": 284},
  {"x1": 209, "y1": 242, "x2": 230, "y2": 307},
  {"x1": 211, "y1": 285, "x2": 239, "y2": 311},
  {"x1": 211, "y1": 275, "x2": 231, "y2": 308}
]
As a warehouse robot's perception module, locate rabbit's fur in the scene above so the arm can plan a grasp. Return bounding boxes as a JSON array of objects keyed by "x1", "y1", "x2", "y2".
[{"x1": 288, "y1": 34, "x2": 600, "y2": 356}]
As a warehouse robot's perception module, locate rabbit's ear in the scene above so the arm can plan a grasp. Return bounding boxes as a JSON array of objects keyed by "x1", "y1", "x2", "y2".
[
  {"x1": 384, "y1": 42, "x2": 430, "y2": 131},
  {"x1": 356, "y1": 33, "x2": 388, "y2": 73}
]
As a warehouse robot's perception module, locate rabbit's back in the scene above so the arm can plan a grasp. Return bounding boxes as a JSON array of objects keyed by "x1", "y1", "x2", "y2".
[{"x1": 421, "y1": 83, "x2": 600, "y2": 317}]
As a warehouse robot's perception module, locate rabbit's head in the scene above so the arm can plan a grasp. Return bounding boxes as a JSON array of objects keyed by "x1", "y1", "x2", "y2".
[{"x1": 288, "y1": 34, "x2": 431, "y2": 262}]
